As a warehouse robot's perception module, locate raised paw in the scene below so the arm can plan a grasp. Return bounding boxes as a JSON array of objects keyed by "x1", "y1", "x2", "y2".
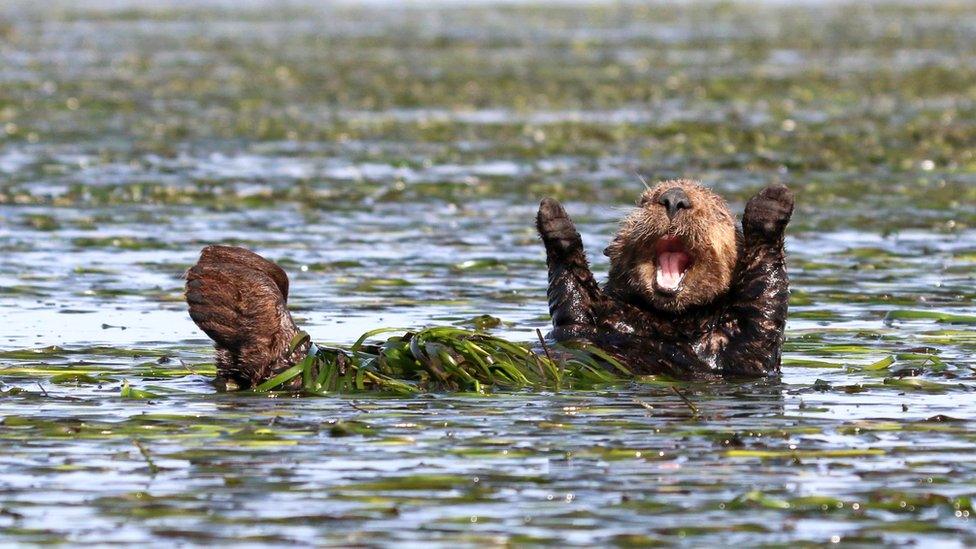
[
  {"x1": 536, "y1": 197, "x2": 584, "y2": 257},
  {"x1": 742, "y1": 184, "x2": 795, "y2": 240}
]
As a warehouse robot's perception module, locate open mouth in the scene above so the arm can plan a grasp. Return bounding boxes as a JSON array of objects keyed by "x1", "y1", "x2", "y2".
[{"x1": 654, "y1": 236, "x2": 693, "y2": 294}]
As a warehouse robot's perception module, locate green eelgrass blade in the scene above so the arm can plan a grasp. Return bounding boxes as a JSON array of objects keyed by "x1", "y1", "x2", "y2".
[
  {"x1": 352, "y1": 327, "x2": 409, "y2": 353},
  {"x1": 254, "y1": 358, "x2": 308, "y2": 392}
]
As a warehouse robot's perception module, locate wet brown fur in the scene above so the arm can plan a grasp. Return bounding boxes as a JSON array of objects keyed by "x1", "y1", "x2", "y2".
[
  {"x1": 537, "y1": 181, "x2": 794, "y2": 378},
  {"x1": 184, "y1": 181, "x2": 793, "y2": 385},
  {"x1": 185, "y1": 245, "x2": 309, "y2": 389},
  {"x1": 605, "y1": 180, "x2": 739, "y2": 312}
]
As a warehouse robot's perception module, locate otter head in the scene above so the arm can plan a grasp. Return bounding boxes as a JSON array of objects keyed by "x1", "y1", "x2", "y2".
[{"x1": 604, "y1": 179, "x2": 738, "y2": 313}]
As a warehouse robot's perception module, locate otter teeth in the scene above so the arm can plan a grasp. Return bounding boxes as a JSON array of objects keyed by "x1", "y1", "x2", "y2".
[
  {"x1": 653, "y1": 235, "x2": 692, "y2": 293},
  {"x1": 656, "y1": 251, "x2": 691, "y2": 291}
]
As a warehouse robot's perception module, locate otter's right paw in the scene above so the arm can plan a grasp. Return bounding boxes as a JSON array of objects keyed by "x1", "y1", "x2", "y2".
[
  {"x1": 742, "y1": 184, "x2": 794, "y2": 240},
  {"x1": 537, "y1": 197, "x2": 585, "y2": 258}
]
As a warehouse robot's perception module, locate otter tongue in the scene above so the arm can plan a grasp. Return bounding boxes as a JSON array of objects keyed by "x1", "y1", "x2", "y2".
[{"x1": 656, "y1": 251, "x2": 690, "y2": 291}]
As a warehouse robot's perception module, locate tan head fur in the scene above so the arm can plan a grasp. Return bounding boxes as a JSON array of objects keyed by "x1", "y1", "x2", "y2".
[{"x1": 604, "y1": 179, "x2": 738, "y2": 312}]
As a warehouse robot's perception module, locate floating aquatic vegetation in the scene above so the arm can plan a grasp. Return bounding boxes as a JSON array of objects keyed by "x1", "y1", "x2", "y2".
[{"x1": 250, "y1": 326, "x2": 625, "y2": 395}]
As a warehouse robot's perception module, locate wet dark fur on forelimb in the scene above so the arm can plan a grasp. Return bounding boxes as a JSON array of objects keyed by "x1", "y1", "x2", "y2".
[{"x1": 536, "y1": 180, "x2": 794, "y2": 379}]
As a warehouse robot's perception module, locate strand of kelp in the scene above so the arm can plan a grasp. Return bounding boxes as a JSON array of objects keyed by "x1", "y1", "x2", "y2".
[{"x1": 252, "y1": 327, "x2": 633, "y2": 395}]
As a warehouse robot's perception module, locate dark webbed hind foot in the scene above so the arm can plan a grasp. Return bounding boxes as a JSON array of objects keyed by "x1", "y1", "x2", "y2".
[
  {"x1": 185, "y1": 245, "x2": 308, "y2": 389},
  {"x1": 743, "y1": 184, "x2": 795, "y2": 241}
]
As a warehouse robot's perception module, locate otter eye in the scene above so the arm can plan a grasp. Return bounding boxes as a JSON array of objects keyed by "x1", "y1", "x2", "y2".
[{"x1": 638, "y1": 194, "x2": 653, "y2": 207}]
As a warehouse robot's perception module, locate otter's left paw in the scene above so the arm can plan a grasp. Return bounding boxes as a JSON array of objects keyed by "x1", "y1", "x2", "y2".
[{"x1": 743, "y1": 184, "x2": 794, "y2": 240}]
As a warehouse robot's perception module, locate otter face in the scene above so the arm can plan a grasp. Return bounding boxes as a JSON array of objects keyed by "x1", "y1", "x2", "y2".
[{"x1": 605, "y1": 179, "x2": 738, "y2": 312}]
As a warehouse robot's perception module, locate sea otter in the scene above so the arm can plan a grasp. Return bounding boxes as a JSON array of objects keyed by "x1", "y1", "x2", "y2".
[
  {"x1": 185, "y1": 180, "x2": 793, "y2": 388},
  {"x1": 537, "y1": 180, "x2": 793, "y2": 378}
]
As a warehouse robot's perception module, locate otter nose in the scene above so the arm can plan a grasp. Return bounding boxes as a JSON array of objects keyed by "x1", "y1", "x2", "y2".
[{"x1": 658, "y1": 188, "x2": 691, "y2": 219}]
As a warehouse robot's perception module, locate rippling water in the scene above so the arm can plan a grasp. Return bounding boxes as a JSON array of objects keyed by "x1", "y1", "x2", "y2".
[{"x1": 1, "y1": 1, "x2": 975, "y2": 545}]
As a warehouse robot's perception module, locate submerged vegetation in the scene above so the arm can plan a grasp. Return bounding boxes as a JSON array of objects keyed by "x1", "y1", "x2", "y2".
[{"x1": 0, "y1": 0, "x2": 975, "y2": 545}]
